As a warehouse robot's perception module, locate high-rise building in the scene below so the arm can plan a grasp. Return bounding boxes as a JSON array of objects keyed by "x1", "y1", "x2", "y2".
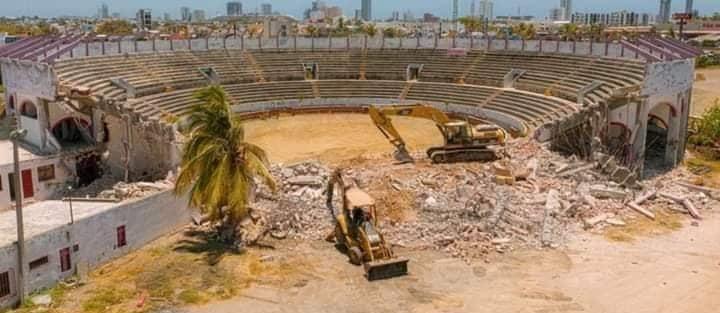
[
  {"x1": 560, "y1": 0, "x2": 572, "y2": 20},
  {"x1": 479, "y1": 0, "x2": 494, "y2": 20},
  {"x1": 391, "y1": 11, "x2": 400, "y2": 21},
  {"x1": 136, "y1": 9, "x2": 152, "y2": 31},
  {"x1": 685, "y1": 0, "x2": 694, "y2": 15},
  {"x1": 227, "y1": 2, "x2": 242, "y2": 16},
  {"x1": 549, "y1": 8, "x2": 563, "y2": 21},
  {"x1": 452, "y1": 0, "x2": 459, "y2": 21},
  {"x1": 361, "y1": 0, "x2": 372, "y2": 21},
  {"x1": 163, "y1": 13, "x2": 171, "y2": 21},
  {"x1": 192, "y1": 9, "x2": 206, "y2": 22},
  {"x1": 470, "y1": 0, "x2": 476, "y2": 17},
  {"x1": 403, "y1": 10, "x2": 415, "y2": 21},
  {"x1": 659, "y1": 0, "x2": 672, "y2": 23},
  {"x1": 571, "y1": 11, "x2": 652, "y2": 26},
  {"x1": 261, "y1": 3, "x2": 273, "y2": 15},
  {"x1": 99, "y1": 3, "x2": 109, "y2": 19},
  {"x1": 181, "y1": 7, "x2": 191, "y2": 22}
]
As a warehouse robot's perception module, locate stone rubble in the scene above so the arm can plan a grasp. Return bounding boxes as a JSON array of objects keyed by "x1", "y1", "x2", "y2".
[
  {"x1": 253, "y1": 138, "x2": 719, "y2": 263},
  {"x1": 63, "y1": 171, "x2": 176, "y2": 201}
]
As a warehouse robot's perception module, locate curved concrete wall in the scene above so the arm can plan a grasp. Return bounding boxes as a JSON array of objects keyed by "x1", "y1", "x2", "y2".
[{"x1": 230, "y1": 97, "x2": 530, "y2": 136}]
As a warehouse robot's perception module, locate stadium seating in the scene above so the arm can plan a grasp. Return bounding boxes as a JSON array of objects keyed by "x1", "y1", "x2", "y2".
[{"x1": 53, "y1": 48, "x2": 646, "y2": 130}]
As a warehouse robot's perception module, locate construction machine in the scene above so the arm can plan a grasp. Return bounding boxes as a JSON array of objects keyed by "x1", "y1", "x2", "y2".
[
  {"x1": 368, "y1": 103, "x2": 507, "y2": 164},
  {"x1": 325, "y1": 169, "x2": 409, "y2": 280}
]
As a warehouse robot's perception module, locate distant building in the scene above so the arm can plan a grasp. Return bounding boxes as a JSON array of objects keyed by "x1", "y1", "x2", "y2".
[
  {"x1": 181, "y1": 7, "x2": 191, "y2": 22},
  {"x1": 163, "y1": 13, "x2": 171, "y2": 22},
  {"x1": 560, "y1": 0, "x2": 572, "y2": 21},
  {"x1": 111, "y1": 12, "x2": 121, "y2": 19},
  {"x1": 685, "y1": 0, "x2": 694, "y2": 15},
  {"x1": 496, "y1": 16, "x2": 534, "y2": 22},
  {"x1": 261, "y1": 3, "x2": 273, "y2": 15},
  {"x1": 192, "y1": 9, "x2": 206, "y2": 22},
  {"x1": 571, "y1": 11, "x2": 652, "y2": 26},
  {"x1": 423, "y1": 13, "x2": 440, "y2": 23},
  {"x1": 549, "y1": 8, "x2": 563, "y2": 21},
  {"x1": 304, "y1": 1, "x2": 341, "y2": 22},
  {"x1": 452, "y1": 0, "x2": 459, "y2": 21},
  {"x1": 136, "y1": 9, "x2": 152, "y2": 31},
  {"x1": 479, "y1": 0, "x2": 494, "y2": 20},
  {"x1": 658, "y1": 0, "x2": 672, "y2": 24},
  {"x1": 391, "y1": 11, "x2": 400, "y2": 21},
  {"x1": 361, "y1": 0, "x2": 372, "y2": 21},
  {"x1": 99, "y1": 3, "x2": 109, "y2": 19},
  {"x1": 403, "y1": 10, "x2": 415, "y2": 22},
  {"x1": 355, "y1": 9, "x2": 362, "y2": 21},
  {"x1": 227, "y1": 2, "x2": 242, "y2": 16}
]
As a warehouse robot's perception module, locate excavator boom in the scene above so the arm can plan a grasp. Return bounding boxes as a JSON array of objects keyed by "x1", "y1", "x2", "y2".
[{"x1": 369, "y1": 103, "x2": 506, "y2": 163}]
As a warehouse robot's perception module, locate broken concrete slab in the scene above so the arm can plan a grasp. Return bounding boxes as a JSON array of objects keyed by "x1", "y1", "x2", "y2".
[
  {"x1": 590, "y1": 185, "x2": 628, "y2": 199},
  {"x1": 286, "y1": 175, "x2": 323, "y2": 187}
]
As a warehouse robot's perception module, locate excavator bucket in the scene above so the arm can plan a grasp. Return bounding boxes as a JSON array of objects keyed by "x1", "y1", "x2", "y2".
[
  {"x1": 393, "y1": 147, "x2": 415, "y2": 164},
  {"x1": 364, "y1": 257, "x2": 409, "y2": 281}
]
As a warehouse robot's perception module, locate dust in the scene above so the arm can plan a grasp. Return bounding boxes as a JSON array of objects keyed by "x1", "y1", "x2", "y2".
[
  {"x1": 243, "y1": 113, "x2": 443, "y2": 164},
  {"x1": 604, "y1": 210, "x2": 684, "y2": 242}
]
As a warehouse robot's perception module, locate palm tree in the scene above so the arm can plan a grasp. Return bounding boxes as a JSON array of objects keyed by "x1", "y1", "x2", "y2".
[
  {"x1": 304, "y1": 24, "x2": 319, "y2": 37},
  {"x1": 558, "y1": 23, "x2": 579, "y2": 41},
  {"x1": 458, "y1": 16, "x2": 483, "y2": 34},
  {"x1": 363, "y1": 23, "x2": 378, "y2": 37},
  {"x1": 175, "y1": 85, "x2": 276, "y2": 243}
]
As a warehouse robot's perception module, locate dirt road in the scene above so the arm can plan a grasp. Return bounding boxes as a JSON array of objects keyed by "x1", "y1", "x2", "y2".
[{"x1": 186, "y1": 210, "x2": 720, "y2": 313}]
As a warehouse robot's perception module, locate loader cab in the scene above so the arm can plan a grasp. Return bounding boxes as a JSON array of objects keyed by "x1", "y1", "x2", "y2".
[
  {"x1": 345, "y1": 187, "x2": 377, "y2": 227},
  {"x1": 444, "y1": 121, "x2": 472, "y2": 144}
]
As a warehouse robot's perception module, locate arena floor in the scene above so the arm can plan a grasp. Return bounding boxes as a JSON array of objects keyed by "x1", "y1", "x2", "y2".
[{"x1": 244, "y1": 113, "x2": 444, "y2": 164}]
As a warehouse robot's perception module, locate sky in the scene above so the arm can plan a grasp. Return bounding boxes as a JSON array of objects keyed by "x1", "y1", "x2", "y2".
[{"x1": 3, "y1": 0, "x2": 719, "y2": 20}]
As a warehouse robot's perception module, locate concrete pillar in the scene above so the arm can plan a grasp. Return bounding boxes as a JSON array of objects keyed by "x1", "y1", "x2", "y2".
[
  {"x1": 664, "y1": 102, "x2": 681, "y2": 167},
  {"x1": 39, "y1": 99, "x2": 49, "y2": 151}
]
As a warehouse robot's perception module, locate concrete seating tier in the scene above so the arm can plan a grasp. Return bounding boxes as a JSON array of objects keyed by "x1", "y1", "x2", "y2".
[
  {"x1": 129, "y1": 80, "x2": 578, "y2": 132},
  {"x1": 54, "y1": 49, "x2": 646, "y2": 106}
]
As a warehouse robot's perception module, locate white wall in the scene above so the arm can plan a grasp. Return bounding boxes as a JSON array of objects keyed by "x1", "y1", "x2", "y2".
[
  {"x1": 0, "y1": 158, "x2": 72, "y2": 211},
  {"x1": 0, "y1": 191, "x2": 192, "y2": 308}
]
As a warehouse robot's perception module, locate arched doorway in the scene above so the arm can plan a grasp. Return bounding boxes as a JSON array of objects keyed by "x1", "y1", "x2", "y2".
[
  {"x1": 8, "y1": 95, "x2": 15, "y2": 111},
  {"x1": 644, "y1": 103, "x2": 676, "y2": 177},
  {"x1": 607, "y1": 122, "x2": 631, "y2": 164},
  {"x1": 52, "y1": 117, "x2": 92, "y2": 147},
  {"x1": 20, "y1": 102, "x2": 38, "y2": 119}
]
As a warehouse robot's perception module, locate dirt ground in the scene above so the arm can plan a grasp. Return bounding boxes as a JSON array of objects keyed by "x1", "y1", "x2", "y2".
[
  {"x1": 244, "y1": 114, "x2": 443, "y2": 164},
  {"x1": 692, "y1": 68, "x2": 720, "y2": 116},
  {"x1": 184, "y1": 210, "x2": 720, "y2": 313}
]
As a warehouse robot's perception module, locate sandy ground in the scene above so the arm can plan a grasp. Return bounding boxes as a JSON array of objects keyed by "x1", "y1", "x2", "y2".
[
  {"x1": 185, "y1": 210, "x2": 720, "y2": 313},
  {"x1": 692, "y1": 68, "x2": 720, "y2": 116},
  {"x1": 244, "y1": 114, "x2": 443, "y2": 164}
]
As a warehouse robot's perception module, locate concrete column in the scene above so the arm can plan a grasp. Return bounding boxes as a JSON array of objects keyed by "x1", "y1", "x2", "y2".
[
  {"x1": 634, "y1": 100, "x2": 649, "y2": 177},
  {"x1": 664, "y1": 100, "x2": 681, "y2": 167},
  {"x1": 39, "y1": 99, "x2": 50, "y2": 151}
]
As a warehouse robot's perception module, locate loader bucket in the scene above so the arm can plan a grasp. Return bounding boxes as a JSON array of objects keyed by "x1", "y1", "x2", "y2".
[{"x1": 364, "y1": 257, "x2": 409, "y2": 281}]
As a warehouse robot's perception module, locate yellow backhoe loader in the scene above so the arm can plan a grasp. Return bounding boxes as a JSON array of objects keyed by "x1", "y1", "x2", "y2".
[
  {"x1": 368, "y1": 103, "x2": 507, "y2": 163},
  {"x1": 325, "y1": 169, "x2": 409, "y2": 280}
]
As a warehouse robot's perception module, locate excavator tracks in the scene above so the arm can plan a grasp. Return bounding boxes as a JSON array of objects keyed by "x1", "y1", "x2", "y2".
[{"x1": 427, "y1": 146, "x2": 502, "y2": 164}]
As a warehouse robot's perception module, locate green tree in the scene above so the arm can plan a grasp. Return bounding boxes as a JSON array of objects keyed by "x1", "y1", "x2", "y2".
[
  {"x1": 511, "y1": 23, "x2": 536, "y2": 40},
  {"x1": 174, "y1": 86, "x2": 276, "y2": 243},
  {"x1": 558, "y1": 23, "x2": 579, "y2": 41},
  {"x1": 304, "y1": 24, "x2": 319, "y2": 37},
  {"x1": 458, "y1": 16, "x2": 483, "y2": 34},
  {"x1": 362, "y1": 23, "x2": 378, "y2": 37},
  {"x1": 96, "y1": 20, "x2": 134, "y2": 35}
]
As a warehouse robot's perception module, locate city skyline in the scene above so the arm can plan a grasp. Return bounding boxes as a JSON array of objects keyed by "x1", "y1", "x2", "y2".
[{"x1": 3, "y1": 0, "x2": 718, "y2": 20}]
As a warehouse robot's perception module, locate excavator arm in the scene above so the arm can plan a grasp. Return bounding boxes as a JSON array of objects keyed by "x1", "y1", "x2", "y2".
[{"x1": 368, "y1": 103, "x2": 453, "y2": 163}]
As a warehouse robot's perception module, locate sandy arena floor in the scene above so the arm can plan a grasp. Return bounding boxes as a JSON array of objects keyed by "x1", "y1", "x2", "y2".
[
  {"x1": 692, "y1": 68, "x2": 720, "y2": 116},
  {"x1": 244, "y1": 113, "x2": 444, "y2": 164}
]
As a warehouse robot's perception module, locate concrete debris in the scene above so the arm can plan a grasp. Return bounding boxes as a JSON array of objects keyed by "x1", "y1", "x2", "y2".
[
  {"x1": 62, "y1": 171, "x2": 176, "y2": 201},
  {"x1": 659, "y1": 192, "x2": 702, "y2": 220},
  {"x1": 31, "y1": 294, "x2": 52, "y2": 306},
  {"x1": 223, "y1": 139, "x2": 717, "y2": 262},
  {"x1": 590, "y1": 185, "x2": 628, "y2": 200}
]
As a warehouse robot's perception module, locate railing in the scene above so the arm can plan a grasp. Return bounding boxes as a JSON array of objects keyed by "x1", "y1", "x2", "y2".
[{"x1": 53, "y1": 36, "x2": 653, "y2": 62}]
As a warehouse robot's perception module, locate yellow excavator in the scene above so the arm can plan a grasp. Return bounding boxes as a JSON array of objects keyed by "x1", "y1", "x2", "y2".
[
  {"x1": 326, "y1": 169, "x2": 409, "y2": 280},
  {"x1": 368, "y1": 103, "x2": 507, "y2": 163}
]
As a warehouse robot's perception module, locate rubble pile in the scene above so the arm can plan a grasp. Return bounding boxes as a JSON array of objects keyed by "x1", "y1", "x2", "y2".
[
  {"x1": 255, "y1": 139, "x2": 719, "y2": 262},
  {"x1": 65, "y1": 172, "x2": 176, "y2": 201}
]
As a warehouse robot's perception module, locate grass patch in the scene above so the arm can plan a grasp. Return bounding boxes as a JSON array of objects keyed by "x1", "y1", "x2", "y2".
[
  {"x1": 81, "y1": 287, "x2": 133, "y2": 313},
  {"x1": 686, "y1": 156, "x2": 720, "y2": 188},
  {"x1": 604, "y1": 210, "x2": 684, "y2": 242}
]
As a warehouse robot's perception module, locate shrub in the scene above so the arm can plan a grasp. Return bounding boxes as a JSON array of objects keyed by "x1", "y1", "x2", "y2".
[{"x1": 689, "y1": 99, "x2": 720, "y2": 149}]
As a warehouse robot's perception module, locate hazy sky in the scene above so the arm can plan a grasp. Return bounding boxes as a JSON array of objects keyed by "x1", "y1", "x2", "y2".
[{"x1": 4, "y1": 0, "x2": 719, "y2": 19}]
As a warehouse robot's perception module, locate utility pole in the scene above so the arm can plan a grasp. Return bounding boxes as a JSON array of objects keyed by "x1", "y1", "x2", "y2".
[{"x1": 10, "y1": 123, "x2": 28, "y2": 307}]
